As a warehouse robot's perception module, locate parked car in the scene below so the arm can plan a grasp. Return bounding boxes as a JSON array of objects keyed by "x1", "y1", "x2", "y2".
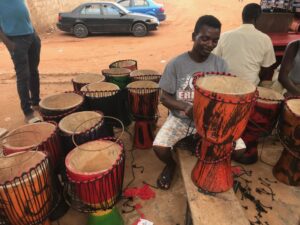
[
  {"x1": 57, "y1": 2, "x2": 159, "y2": 38},
  {"x1": 117, "y1": 0, "x2": 166, "y2": 21}
]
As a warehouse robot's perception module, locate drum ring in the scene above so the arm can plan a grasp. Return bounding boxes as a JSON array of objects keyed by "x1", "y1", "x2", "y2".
[{"x1": 71, "y1": 115, "x2": 124, "y2": 152}]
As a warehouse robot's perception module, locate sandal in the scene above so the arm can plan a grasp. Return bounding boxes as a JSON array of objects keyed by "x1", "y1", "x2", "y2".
[{"x1": 157, "y1": 165, "x2": 175, "y2": 190}]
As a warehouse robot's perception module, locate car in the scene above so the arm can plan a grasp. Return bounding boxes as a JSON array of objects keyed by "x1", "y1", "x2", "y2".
[
  {"x1": 117, "y1": 0, "x2": 166, "y2": 21},
  {"x1": 57, "y1": 2, "x2": 159, "y2": 38}
]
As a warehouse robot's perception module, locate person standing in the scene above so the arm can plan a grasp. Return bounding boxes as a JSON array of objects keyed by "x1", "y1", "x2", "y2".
[
  {"x1": 213, "y1": 3, "x2": 276, "y2": 86},
  {"x1": 0, "y1": 0, "x2": 41, "y2": 123}
]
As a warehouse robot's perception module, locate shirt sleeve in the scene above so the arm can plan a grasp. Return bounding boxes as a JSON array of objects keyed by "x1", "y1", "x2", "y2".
[
  {"x1": 261, "y1": 36, "x2": 276, "y2": 67},
  {"x1": 159, "y1": 60, "x2": 177, "y2": 94}
]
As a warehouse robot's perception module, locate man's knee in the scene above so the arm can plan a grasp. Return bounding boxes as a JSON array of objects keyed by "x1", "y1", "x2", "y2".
[{"x1": 153, "y1": 145, "x2": 172, "y2": 154}]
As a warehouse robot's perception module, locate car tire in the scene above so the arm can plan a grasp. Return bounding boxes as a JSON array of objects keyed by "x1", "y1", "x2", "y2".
[
  {"x1": 73, "y1": 24, "x2": 88, "y2": 38},
  {"x1": 132, "y1": 22, "x2": 148, "y2": 37}
]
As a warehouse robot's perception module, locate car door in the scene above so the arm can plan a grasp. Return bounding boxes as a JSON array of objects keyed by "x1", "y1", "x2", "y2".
[
  {"x1": 78, "y1": 4, "x2": 104, "y2": 33},
  {"x1": 100, "y1": 3, "x2": 132, "y2": 33},
  {"x1": 131, "y1": 0, "x2": 151, "y2": 14}
]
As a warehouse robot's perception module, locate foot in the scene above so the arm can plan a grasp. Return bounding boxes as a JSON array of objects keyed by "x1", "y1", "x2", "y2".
[
  {"x1": 157, "y1": 164, "x2": 176, "y2": 190},
  {"x1": 25, "y1": 113, "x2": 42, "y2": 124},
  {"x1": 232, "y1": 147, "x2": 258, "y2": 164}
]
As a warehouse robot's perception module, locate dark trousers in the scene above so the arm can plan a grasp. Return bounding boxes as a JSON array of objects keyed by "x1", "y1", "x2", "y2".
[{"x1": 8, "y1": 32, "x2": 41, "y2": 116}]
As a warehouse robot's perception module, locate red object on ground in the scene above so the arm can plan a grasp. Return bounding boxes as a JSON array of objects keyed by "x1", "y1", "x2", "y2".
[{"x1": 123, "y1": 184, "x2": 156, "y2": 200}]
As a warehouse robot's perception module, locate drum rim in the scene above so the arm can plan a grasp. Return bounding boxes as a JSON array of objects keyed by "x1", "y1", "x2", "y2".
[
  {"x1": 3, "y1": 122, "x2": 57, "y2": 150},
  {"x1": 81, "y1": 81, "x2": 120, "y2": 92},
  {"x1": 130, "y1": 69, "x2": 160, "y2": 77},
  {"x1": 58, "y1": 111, "x2": 104, "y2": 135},
  {"x1": 109, "y1": 59, "x2": 137, "y2": 68},
  {"x1": 65, "y1": 138, "x2": 124, "y2": 177},
  {"x1": 102, "y1": 68, "x2": 131, "y2": 77},
  {"x1": 72, "y1": 73, "x2": 105, "y2": 84},
  {"x1": 39, "y1": 92, "x2": 84, "y2": 111},
  {"x1": 257, "y1": 86, "x2": 284, "y2": 103},
  {"x1": 285, "y1": 97, "x2": 300, "y2": 117},
  {"x1": 126, "y1": 80, "x2": 159, "y2": 89}
]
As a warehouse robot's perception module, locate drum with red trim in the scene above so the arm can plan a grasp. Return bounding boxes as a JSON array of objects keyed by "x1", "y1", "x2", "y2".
[
  {"x1": 2, "y1": 122, "x2": 62, "y2": 171},
  {"x1": 192, "y1": 73, "x2": 257, "y2": 192},
  {"x1": 273, "y1": 97, "x2": 300, "y2": 186},
  {"x1": 130, "y1": 69, "x2": 161, "y2": 83},
  {"x1": 65, "y1": 138, "x2": 125, "y2": 208},
  {"x1": 39, "y1": 92, "x2": 84, "y2": 123},
  {"x1": 0, "y1": 151, "x2": 54, "y2": 225},
  {"x1": 72, "y1": 73, "x2": 105, "y2": 92},
  {"x1": 109, "y1": 59, "x2": 137, "y2": 71},
  {"x1": 58, "y1": 111, "x2": 112, "y2": 155},
  {"x1": 127, "y1": 81, "x2": 160, "y2": 149},
  {"x1": 236, "y1": 87, "x2": 284, "y2": 164}
]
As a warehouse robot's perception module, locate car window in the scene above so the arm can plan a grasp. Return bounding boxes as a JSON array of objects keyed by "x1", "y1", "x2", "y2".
[
  {"x1": 81, "y1": 4, "x2": 101, "y2": 15},
  {"x1": 118, "y1": 0, "x2": 130, "y2": 7},
  {"x1": 134, "y1": 0, "x2": 149, "y2": 7},
  {"x1": 102, "y1": 4, "x2": 121, "y2": 15}
]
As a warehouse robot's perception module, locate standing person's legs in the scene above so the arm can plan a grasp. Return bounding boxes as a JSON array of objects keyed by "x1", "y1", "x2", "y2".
[
  {"x1": 153, "y1": 115, "x2": 196, "y2": 189},
  {"x1": 9, "y1": 35, "x2": 34, "y2": 117},
  {"x1": 28, "y1": 33, "x2": 41, "y2": 107}
]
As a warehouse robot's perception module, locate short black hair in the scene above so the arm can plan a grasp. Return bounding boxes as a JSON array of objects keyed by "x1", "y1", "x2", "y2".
[
  {"x1": 242, "y1": 3, "x2": 261, "y2": 22},
  {"x1": 193, "y1": 15, "x2": 221, "y2": 35}
]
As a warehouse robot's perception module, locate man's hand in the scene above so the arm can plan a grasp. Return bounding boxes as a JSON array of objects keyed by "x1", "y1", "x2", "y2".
[{"x1": 184, "y1": 104, "x2": 193, "y2": 120}]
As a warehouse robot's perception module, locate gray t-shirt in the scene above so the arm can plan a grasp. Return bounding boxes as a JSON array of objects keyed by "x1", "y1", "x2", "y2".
[{"x1": 159, "y1": 52, "x2": 228, "y2": 118}]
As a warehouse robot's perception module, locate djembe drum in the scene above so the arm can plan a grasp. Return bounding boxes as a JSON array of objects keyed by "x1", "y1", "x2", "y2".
[
  {"x1": 65, "y1": 138, "x2": 125, "y2": 225},
  {"x1": 72, "y1": 73, "x2": 105, "y2": 92},
  {"x1": 127, "y1": 81, "x2": 160, "y2": 149},
  {"x1": 273, "y1": 97, "x2": 300, "y2": 186},
  {"x1": 39, "y1": 92, "x2": 84, "y2": 123},
  {"x1": 130, "y1": 69, "x2": 161, "y2": 83},
  {"x1": 102, "y1": 68, "x2": 131, "y2": 89},
  {"x1": 192, "y1": 73, "x2": 257, "y2": 193},
  {"x1": 234, "y1": 87, "x2": 284, "y2": 164},
  {"x1": 0, "y1": 151, "x2": 56, "y2": 225},
  {"x1": 81, "y1": 82, "x2": 131, "y2": 127},
  {"x1": 58, "y1": 111, "x2": 113, "y2": 155},
  {"x1": 109, "y1": 59, "x2": 137, "y2": 71}
]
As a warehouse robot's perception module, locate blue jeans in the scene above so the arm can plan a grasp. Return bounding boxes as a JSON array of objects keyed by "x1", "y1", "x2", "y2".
[{"x1": 8, "y1": 32, "x2": 41, "y2": 116}]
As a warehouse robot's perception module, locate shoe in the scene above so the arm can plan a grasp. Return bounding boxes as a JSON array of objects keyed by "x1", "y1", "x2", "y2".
[
  {"x1": 0, "y1": 128, "x2": 8, "y2": 138},
  {"x1": 25, "y1": 113, "x2": 42, "y2": 124},
  {"x1": 232, "y1": 146, "x2": 258, "y2": 164}
]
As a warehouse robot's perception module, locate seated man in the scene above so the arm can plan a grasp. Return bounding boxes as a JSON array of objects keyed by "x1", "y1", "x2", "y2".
[
  {"x1": 153, "y1": 15, "x2": 229, "y2": 190},
  {"x1": 278, "y1": 39, "x2": 300, "y2": 96}
]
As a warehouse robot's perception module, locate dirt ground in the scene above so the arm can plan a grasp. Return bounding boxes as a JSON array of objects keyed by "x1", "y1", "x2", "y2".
[{"x1": 1, "y1": 0, "x2": 281, "y2": 225}]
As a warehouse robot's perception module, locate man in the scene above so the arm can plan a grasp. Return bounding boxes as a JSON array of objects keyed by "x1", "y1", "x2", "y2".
[
  {"x1": 0, "y1": 0, "x2": 41, "y2": 123},
  {"x1": 153, "y1": 15, "x2": 229, "y2": 190},
  {"x1": 213, "y1": 3, "x2": 276, "y2": 86},
  {"x1": 278, "y1": 39, "x2": 300, "y2": 96}
]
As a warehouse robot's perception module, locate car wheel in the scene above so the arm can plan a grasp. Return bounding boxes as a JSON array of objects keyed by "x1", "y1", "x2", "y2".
[
  {"x1": 132, "y1": 22, "x2": 148, "y2": 37},
  {"x1": 73, "y1": 24, "x2": 88, "y2": 38}
]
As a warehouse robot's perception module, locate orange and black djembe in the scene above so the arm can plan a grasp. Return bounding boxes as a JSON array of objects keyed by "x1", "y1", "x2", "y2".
[
  {"x1": 127, "y1": 81, "x2": 160, "y2": 149},
  {"x1": 192, "y1": 72, "x2": 257, "y2": 193}
]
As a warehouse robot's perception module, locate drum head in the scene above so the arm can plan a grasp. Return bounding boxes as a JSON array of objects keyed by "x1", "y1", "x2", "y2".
[
  {"x1": 3, "y1": 122, "x2": 56, "y2": 150},
  {"x1": 59, "y1": 111, "x2": 103, "y2": 134},
  {"x1": 286, "y1": 99, "x2": 300, "y2": 117},
  {"x1": 0, "y1": 151, "x2": 46, "y2": 184},
  {"x1": 130, "y1": 69, "x2": 160, "y2": 77},
  {"x1": 102, "y1": 68, "x2": 131, "y2": 77},
  {"x1": 66, "y1": 139, "x2": 122, "y2": 175},
  {"x1": 73, "y1": 73, "x2": 105, "y2": 84},
  {"x1": 39, "y1": 93, "x2": 84, "y2": 111},
  {"x1": 110, "y1": 60, "x2": 136, "y2": 68},
  {"x1": 257, "y1": 87, "x2": 284, "y2": 103},
  {"x1": 195, "y1": 75, "x2": 256, "y2": 95},
  {"x1": 81, "y1": 82, "x2": 120, "y2": 97}
]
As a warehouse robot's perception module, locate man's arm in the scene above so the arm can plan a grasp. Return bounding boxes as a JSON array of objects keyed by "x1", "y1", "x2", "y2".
[
  {"x1": 0, "y1": 30, "x2": 15, "y2": 52},
  {"x1": 160, "y1": 90, "x2": 193, "y2": 119},
  {"x1": 278, "y1": 40, "x2": 300, "y2": 95}
]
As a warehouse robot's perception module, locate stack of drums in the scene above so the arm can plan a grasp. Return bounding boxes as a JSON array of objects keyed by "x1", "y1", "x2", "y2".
[
  {"x1": 58, "y1": 111, "x2": 113, "y2": 156},
  {"x1": 39, "y1": 92, "x2": 84, "y2": 123},
  {"x1": 72, "y1": 73, "x2": 105, "y2": 92},
  {"x1": 191, "y1": 73, "x2": 257, "y2": 193},
  {"x1": 274, "y1": 97, "x2": 300, "y2": 186},
  {"x1": 236, "y1": 87, "x2": 284, "y2": 164},
  {"x1": 0, "y1": 151, "x2": 55, "y2": 225},
  {"x1": 109, "y1": 59, "x2": 137, "y2": 71},
  {"x1": 130, "y1": 69, "x2": 162, "y2": 83},
  {"x1": 65, "y1": 138, "x2": 125, "y2": 225},
  {"x1": 127, "y1": 81, "x2": 160, "y2": 149},
  {"x1": 102, "y1": 68, "x2": 131, "y2": 89},
  {"x1": 81, "y1": 82, "x2": 131, "y2": 127}
]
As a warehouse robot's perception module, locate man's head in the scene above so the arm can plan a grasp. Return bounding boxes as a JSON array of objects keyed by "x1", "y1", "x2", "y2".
[
  {"x1": 242, "y1": 3, "x2": 262, "y2": 24},
  {"x1": 191, "y1": 15, "x2": 221, "y2": 59}
]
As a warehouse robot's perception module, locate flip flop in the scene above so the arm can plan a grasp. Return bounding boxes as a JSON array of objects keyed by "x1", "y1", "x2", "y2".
[{"x1": 157, "y1": 165, "x2": 175, "y2": 190}]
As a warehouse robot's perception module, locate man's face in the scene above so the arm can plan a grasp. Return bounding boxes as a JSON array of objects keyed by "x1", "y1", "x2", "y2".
[{"x1": 193, "y1": 25, "x2": 221, "y2": 57}]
